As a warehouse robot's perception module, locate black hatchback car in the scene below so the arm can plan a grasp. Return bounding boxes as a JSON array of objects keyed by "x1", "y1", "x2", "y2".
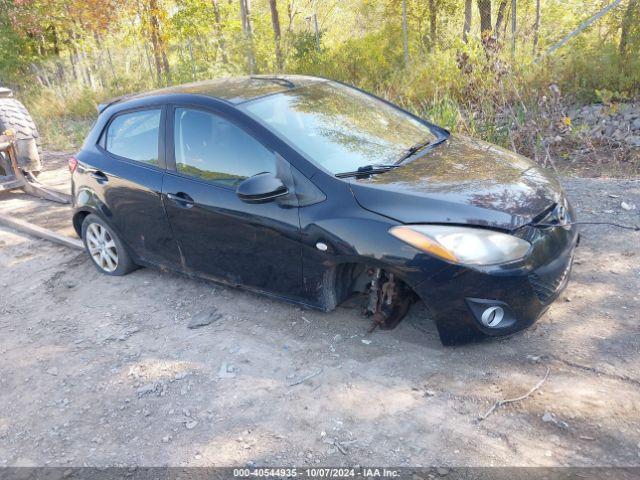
[{"x1": 70, "y1": 75, "x2": 578, "y2": 345}]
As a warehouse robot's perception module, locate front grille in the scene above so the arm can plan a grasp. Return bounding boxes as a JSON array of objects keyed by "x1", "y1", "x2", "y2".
[{"x1": 528, "y1": 256, "x2": 573, "y2": 304}]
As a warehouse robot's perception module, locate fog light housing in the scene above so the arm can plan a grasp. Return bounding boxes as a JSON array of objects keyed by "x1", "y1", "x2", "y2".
[{"x1": 465, "y1": 298, "x2": 515, "y2": 330}]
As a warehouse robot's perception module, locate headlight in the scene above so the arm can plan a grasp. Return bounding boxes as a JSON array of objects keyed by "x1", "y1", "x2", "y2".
[{"x1": 389, "y1": 225, "x2": 531, "y2": 266}]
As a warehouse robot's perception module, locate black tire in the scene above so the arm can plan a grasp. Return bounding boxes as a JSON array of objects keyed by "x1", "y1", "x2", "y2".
[
  {"x1": 81, "y1": 214, "x2": 137, "y2": 276},
  {"x1": 0, "y1": 97, "x2": 43, "y2": 173}
]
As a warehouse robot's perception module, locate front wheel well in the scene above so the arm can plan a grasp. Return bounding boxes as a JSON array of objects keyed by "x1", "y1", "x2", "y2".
[{"x1": 322, "y1": 261, "x2": 419, "y2": 329}]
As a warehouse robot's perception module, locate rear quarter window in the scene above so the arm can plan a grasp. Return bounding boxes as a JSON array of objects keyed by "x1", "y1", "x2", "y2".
[{"x1": 103, "y1": 109, "x2": 161, "y2": 165}]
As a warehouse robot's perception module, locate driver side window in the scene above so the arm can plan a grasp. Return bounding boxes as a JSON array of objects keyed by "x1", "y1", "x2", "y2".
[{"x1": 174, "y1": 108, "x2": 275, "y2": 187}]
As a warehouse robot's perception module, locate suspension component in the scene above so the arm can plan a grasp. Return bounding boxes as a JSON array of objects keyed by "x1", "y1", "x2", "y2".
[
  {"x1": 364, "y1": 269, "x2": 413, "y2": 333},
  {"x1": 364, "y1": 267, "x2": 382, "y2": 316}
]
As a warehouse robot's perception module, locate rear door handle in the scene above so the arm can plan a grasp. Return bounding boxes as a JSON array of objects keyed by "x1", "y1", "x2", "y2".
[
  {"x1": 166, "y1": 192, "x2": 195, "y2": 208},
  {"x1": 90, "y1": 170, "x2": 108, "y2": 183}
]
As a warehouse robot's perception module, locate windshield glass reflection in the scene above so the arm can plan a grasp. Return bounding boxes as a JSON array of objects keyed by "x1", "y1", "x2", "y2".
[{"x1": 241, "y1": 81, "x2": 437, "y2": 174}]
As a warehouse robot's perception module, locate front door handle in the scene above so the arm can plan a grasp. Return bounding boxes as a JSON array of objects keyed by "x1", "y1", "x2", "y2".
[
  {"x1": 90, "y1": 170, "x2": 108, "y2": 183},
  {"x1": 166, "y1": 192, "x2": 195, "y2": 208}
]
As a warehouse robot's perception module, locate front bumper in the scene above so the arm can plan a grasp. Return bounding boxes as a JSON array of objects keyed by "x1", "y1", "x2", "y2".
[{"x1": 413, "y1": 225, "x2": 579, "y2": 345}]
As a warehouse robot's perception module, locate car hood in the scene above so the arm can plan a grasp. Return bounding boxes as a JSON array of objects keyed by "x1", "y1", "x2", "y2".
[{"x1": 349, "y1": 134, "x2": 563, "y2": 231}]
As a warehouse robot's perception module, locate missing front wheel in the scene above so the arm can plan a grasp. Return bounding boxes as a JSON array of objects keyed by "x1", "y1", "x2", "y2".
[{"x1": 363, "y1": 268, "x2": 414, "y2": 332}]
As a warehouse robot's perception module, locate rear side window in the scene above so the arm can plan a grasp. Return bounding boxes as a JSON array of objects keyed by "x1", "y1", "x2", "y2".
[
  {"x1": 104, "y1": 109, "x2": 161, "y2": 165},
  {"x1": 174, "y1": 108, "x2": 275, "y2": 187}
]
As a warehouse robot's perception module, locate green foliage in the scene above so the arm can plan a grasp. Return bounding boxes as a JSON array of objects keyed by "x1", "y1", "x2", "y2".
[
  {"x1": 0, "y1": 0, "x2": 638, "y2": 162},
  {"x1": 289, "y1": 31, "x2": 322, "y2": 71}
]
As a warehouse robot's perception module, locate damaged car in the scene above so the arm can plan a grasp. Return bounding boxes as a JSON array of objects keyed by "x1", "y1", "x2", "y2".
[{"x1": 70, "y1": 75, "x2": 579, "y2": 345}]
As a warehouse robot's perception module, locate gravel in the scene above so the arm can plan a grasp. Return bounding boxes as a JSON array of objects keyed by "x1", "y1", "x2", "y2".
[{"x1": 0, "y1": 155, "x2": 638, "y2": 467}]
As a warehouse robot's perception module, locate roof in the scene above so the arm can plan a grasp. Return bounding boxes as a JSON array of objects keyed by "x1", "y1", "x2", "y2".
[{"x1": 99, "y1": 75, "x2": 327, "y2": 112}]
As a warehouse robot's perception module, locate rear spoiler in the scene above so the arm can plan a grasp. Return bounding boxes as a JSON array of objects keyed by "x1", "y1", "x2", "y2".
[{"x1": 97, "y1": 94, "x2": 130, "y2": 114}]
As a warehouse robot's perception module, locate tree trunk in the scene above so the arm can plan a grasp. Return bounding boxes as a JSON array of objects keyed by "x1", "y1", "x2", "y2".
[
  {"x1": 212, "y1": 0, "x2": 222, "y2": 27},
  {"x1": 477, "y1": 0, "x2": 492, "y2": 36},
  {"x1": 79, "y1": 45, "x2": 95, "y2": 89},
  {"x1": 313, "y1": 12, "x2": 320, "y2": 51},
  {"x1": 402, "y1": 0, "x2": 409, "y2": 65},
  {"x1": 287, "y1": 0, "x2": 298, "y2": 33},
  {"x1": 619, "y1": 0, "x2": 638, "y2": 56},
  {"x1": 187, "y1": 39, "x2": 196, "y2": 80},
  {"x1": 211, "y1": 0, "x2": 229, "y2": 63},
  {"x1": 162, "y1": 46, "x2": 171, "y2": 83},
  {"x1": 511, "y1": 0, "x2": 516, "y2": 58},
  {"x1": 533, "y1": 0, "x2": 540, "y2": 55},
  {"x1": 92, "y1": 32, "x2": 107, "y2": 88},
  {"x1": 268, "y1": 0, "x2": 284, "y2": 70},
  {"x1": 144, "y1": 42, "x2": 155, "y2": 81},
  {"x1": 428, "y1": 0, "x2": 437, "y2": 50},
  {"x1": 69, "y1": 33, "x2": 80, "y2": 84},
  {"x1": 51, "y1": 25, "x2": 60, "y2": 56},
  {"x1": 148, "y1": 0, "x2": 166, "y2": 84},
  {"x1": 106, "y1": 46, "x2": 117, "y2": 83},
  {"x1": 495, "y1": 0, "x2": 507, "y2": 39},
  {"x1": 463, "y1": 0, "x2": 472, "y2": 43},
  {"x1": 149, "y1": 28, "x2": 163, "y2": 83},
  {"x1": 240, "y1": 0, "x2": 256, "y2": 73}
]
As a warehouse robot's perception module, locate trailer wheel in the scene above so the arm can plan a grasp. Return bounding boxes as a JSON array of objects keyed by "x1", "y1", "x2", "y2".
[{"x1": 0, "y1": 93, "x2": 43, "y2": 174}]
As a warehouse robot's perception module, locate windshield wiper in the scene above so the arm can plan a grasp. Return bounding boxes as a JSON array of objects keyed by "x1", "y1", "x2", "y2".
[
  {"x1": 394, "y1": 138, "x2": 433, "y2": 164},
  {"x1": 335, "y1": 163, "x2": 401, "y2": 179},
  {"x1": 335, "y1": 138, "x2": 435, "y2": 178}
]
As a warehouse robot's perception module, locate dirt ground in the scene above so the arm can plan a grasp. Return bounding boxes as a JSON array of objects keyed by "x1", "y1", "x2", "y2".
[{"x1": 0, "y1": 153, "x2": 639, "y2": 468}]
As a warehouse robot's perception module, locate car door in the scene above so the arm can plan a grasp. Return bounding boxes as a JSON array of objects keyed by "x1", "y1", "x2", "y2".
[
  {"x1": 90, "y1": 106, "x2": 181, "y2": 266},
  {"x1": 161, "y1": 105, "x2": 303, "y2": 298}
]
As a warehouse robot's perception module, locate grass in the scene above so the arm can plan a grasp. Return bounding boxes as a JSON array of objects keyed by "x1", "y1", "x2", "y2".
[
  {"x1": 19, "y1": 44, "x2": 640, "y2": 175},
  {"x1": 34, "y1": 116, "x2": 94, "y2": 152}
]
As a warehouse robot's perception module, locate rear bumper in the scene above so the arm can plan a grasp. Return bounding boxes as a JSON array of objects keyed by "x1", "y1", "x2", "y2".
[{"x1": 413, "y1": 229, "x2": 579, "y2": 345}]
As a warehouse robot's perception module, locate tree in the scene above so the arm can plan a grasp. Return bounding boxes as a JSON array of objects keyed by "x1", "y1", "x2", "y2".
[
  {"x1": 141, "y1": 0, "x2": 170, "y2": 84},
  {"x1": 239, "y1": 0, "x2": 256, "y2": 73},
  {"x1": 533, "y1": 0, "x2": 541, "y2": 55},
  {"x1": 477, "y1": 0, "x2": 492, "y2": 37},
  {"x1": 269, "y1": 0, "x2": 283, "y2": 70},
  {"x1": 287, "y1": 0, "x2": 298, "y2": 33},
  {"x1": 402, "y1": 0, "x2": 409, "y2": 65},
  {"x1": 619, "y1": 0, "x2": 639, "y2": 56},
  {"x1": 428, "y1": 0, "x2": 437, "y2": 50},
  {"x1": 211, "y1": 0, "x2": 229, "y2": 64},
  {"x1": 494, "y1": 0, "x2": 508, "y2": 39},
  {"x1": 463, "y1": 0, "x2": 472, "y2": 42}
]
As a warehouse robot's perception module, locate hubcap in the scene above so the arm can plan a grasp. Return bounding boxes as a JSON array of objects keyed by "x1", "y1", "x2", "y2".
[{"x1": 86, "y1": 223, "x2": 118, "y2": 272}]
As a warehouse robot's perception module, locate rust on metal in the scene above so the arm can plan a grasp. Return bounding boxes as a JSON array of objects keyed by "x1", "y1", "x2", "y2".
[
  {"x1": 0, "y1": 132, "x2": 70, "y2": 204},
  {"x1": 0, "y1": 132, "x2": 81, "y2": 250}
]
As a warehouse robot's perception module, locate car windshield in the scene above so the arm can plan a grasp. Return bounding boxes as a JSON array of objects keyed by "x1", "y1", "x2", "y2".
[{"x1": 240, "y1": 81, "x2": 438, "y2": 174}]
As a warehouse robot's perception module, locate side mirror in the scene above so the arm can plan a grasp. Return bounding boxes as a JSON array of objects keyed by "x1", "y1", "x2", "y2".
[{"x1": 236, "y1": 172, "x2": 288, "y2": 203}]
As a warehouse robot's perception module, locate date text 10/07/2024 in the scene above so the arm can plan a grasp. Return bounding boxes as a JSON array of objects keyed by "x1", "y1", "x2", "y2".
[{"x1": 233, "y1": 467, "x2": 402, "y2": 478}]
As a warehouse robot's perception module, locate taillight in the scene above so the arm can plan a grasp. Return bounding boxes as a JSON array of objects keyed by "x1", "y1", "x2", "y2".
[{"x1": 68, "y1": 156, "x2": 78, "y2": 173}]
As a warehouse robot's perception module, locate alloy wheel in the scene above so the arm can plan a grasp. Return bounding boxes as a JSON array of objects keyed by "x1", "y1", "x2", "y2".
[{"x1": 86, "y1": 222, "x2": 118, "y2": 272}]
